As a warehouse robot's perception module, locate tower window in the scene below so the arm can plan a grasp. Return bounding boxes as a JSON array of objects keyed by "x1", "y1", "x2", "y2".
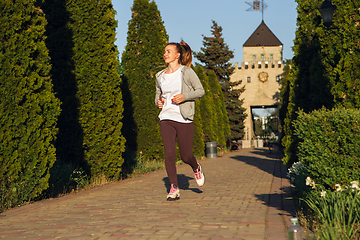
[{"x1": 247, "y1": 77, "x2": 251, "y2": 83}]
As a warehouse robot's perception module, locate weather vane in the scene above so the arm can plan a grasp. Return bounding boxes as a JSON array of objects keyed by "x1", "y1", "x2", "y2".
[{"x1": 245, "y1": 0, "x2": 268, "y2": 21}]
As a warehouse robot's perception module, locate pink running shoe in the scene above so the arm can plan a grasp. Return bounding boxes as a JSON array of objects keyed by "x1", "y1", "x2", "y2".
[
  {"x1": 194, "y1": 163, "x2": 205, "y2": 187},
  {"x1": 167, "y1": 184, "x2": 180, "y2": 201}
]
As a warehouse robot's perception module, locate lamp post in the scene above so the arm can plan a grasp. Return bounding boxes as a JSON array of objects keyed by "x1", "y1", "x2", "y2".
[{"x1": 318, "y1": 0, "x2": 337, "y2": 28}]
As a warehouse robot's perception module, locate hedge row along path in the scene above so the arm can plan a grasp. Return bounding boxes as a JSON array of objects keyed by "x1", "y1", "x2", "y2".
[{"x1": 0, "y1": 148, "x2": 295, "y2": 239}]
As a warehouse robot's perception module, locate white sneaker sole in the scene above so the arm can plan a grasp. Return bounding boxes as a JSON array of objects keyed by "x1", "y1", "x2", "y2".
[
  {"x1": 195, "y1": 163, "x2": 205, "y2": 187},
  {"x1": 167, "y1": 190, "x2": 180, "y2": 201}
]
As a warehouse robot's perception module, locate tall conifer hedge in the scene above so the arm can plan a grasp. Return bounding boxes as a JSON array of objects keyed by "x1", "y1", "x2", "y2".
[
  {"x1": 195, "y1": 66, "x2": 217, "y2": 143},
  {"x1": 208, "y1": 70, "x2": 231, "y2": 147},
  {"x1": 193, "y1": 100, "x2": 205, "y2": 157},
  {"x1": 121, "y1": 0, "x2": 168, "y2": 161},
  {"x1": 0, "y1": 0, "x2": 60, "y2": 209},
  {"x1": 42, "y1": 0, "x2": 125, "y2": 179},
  {"x1": 281, "y1": 0, "x2": 360, "y2": 166}
]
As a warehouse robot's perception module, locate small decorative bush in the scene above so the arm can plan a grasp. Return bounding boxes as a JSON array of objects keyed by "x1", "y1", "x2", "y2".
[
  {"x1": 288, "y1": 162, "x2": 360, "y2": 239},
  {"x1": 294, "y1": 107, "x2": 360, "y2": 189},
  {"x1": 289, "y1": 107, "x2": 360, "y2": 239},
  {"x1": 303, "y1": 182, "x2": 360, "y2": 240}
]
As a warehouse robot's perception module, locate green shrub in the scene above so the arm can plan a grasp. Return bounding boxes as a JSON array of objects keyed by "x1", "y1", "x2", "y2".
[
  {"x1": 0, "y1": 1, "x2": 61, "y2": 210},
  {"x1": 294, "y1": 107, "x2": 360, "y2": 189}
]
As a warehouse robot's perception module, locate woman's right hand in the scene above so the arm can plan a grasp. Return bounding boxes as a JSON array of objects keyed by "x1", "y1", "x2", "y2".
[{"x1": 157, "y1": 98, "x2": 164, "y2": 109}]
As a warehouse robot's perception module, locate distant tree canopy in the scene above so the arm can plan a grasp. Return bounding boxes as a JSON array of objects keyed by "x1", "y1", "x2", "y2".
[
  {"x1": 281, "y1": 0, "x2": 360, "y2": 166},
  {"x1": 194, "y1": 20, "x2": 235, "y2": 81},
  {"x1": 195, "y1": 20, "x2": 246, "y2": 141}
]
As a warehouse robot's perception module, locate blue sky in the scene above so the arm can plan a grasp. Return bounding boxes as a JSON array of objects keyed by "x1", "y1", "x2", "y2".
[{"x1": 113, "y1": 0, "x2": 298, "y2": 65}]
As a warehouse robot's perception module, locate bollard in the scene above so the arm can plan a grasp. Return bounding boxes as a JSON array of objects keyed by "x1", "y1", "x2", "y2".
[{"x1": 206, "y1": 142, "x2": 217, "y2": 158}]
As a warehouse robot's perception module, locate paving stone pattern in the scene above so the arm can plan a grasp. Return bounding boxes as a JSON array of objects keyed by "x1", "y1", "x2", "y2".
[{"x1": 0, "y1": 148, "x2": 296, "y2": 239}]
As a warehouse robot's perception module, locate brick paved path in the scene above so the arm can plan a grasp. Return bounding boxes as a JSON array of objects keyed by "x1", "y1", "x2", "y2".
[{"x1": 0, "y1": 148, "x2": 296, "y2": 239}]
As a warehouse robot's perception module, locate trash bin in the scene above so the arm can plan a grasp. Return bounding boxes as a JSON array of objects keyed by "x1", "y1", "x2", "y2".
[{"x1": 206, "y1": 142, "x2": 217, "y2": 158}]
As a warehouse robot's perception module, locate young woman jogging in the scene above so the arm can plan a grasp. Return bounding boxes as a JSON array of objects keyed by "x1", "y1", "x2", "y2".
[{"x1": 155, "y1": 41, "x2": 205, "y2": 201}]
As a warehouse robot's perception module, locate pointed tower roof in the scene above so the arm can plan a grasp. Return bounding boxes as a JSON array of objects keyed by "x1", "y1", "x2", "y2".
[{"x1": 243, "y1": 21, "x2": 282, "y2": 47}]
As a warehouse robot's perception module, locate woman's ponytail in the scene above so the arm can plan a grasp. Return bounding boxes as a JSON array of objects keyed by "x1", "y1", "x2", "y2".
[{"x1": 179, "y1": 42, "x2": 192, "y2": 67}]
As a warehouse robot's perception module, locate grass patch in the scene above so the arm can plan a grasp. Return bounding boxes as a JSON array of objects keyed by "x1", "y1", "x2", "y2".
[{"x1": 129, "y1": 154, "x2": 165, "y2": 177}]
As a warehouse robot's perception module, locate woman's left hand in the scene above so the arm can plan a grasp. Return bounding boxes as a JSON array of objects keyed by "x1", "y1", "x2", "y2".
[{"x1": 171, "y1": 94, "x2": 184, "y2": 104}]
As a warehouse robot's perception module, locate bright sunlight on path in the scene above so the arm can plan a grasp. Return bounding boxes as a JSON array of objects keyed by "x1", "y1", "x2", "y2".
[{"x1": 0, "y1": 148, "x2": 295, "y2": 239}]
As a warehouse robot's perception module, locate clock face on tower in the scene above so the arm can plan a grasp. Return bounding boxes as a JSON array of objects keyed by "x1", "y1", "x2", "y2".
[{"x1": 258, "y1": 72, "x2": 269, "y2": 83}]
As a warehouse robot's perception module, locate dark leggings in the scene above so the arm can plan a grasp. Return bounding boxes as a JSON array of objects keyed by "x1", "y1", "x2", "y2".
[{"x1": 160, "y1": 120, "x2": 198, "y2": 187}]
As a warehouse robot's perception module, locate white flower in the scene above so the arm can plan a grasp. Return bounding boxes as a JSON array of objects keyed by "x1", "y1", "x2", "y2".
[
  {"x1": 305, "y1": 176, "x2": 316, "y2": 188},
  {"x1": 335, "y1": 184, "x2": 342, "y2": 192},
  {"x1": 350, "y1": 181, "x2": 359, "y2": 191},
  {"x1": 320, "y1": 190, "x2": 326, "y2": 198},
  {"x1": 306, "y1": 177, "x2": 312, "y2": 186}
]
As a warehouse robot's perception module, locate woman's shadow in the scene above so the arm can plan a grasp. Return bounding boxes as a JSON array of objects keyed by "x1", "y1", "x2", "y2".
[{"x1": 162, "y1": 174, "x2": 203, "y2": 193}]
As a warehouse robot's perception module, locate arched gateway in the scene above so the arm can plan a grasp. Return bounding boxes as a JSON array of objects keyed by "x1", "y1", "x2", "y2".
[{"x1": 230, "y1": 20, "x2": 284, "y2": 148}]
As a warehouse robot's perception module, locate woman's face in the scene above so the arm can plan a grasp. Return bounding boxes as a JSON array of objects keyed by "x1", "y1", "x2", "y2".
[{"x1": 164, "y1": 44, "x2": 179, "y2": 64}]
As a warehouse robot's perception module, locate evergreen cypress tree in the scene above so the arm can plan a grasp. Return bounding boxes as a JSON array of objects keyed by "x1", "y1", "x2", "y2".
[
  {"x1": 193, "y1": 99, "x2": 205, "y2": 157},
  {"x1": 195, "y1": 65, "x2": 217, "y2": 142},
  {"x1": 328, "y1": 0, "x2": 360, "y2": 108},
  {"x1": 282, "y1": 1, "x2": 332, "y2": 166},
  {"x1": 279, "y1": 60, "x2": 292, "y2": 140},
  {"x1": 121, "y1": 0, "x2": 168, "y2": 161},
  {"x1": 41, "y1": 0, "x2": 126, "y2": 179},
  {"x1": 194, "y1": 20, "x2": 246, "y2": 141},
  {"x1": 0, "y1": 0, "x2": 60, "y2": 209},
  {"x1": 279, "y1": 61, "x2": 292, "y2": 128},
  {"x1": 281, "y1": 0, "x2": 360, "y2": 166},
  {"x1": 207, "y1": 70, "x2": 230, "y2": 147},
  {"x1": 225, "y1": 81, "x2": 247, "y2": 140}
]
